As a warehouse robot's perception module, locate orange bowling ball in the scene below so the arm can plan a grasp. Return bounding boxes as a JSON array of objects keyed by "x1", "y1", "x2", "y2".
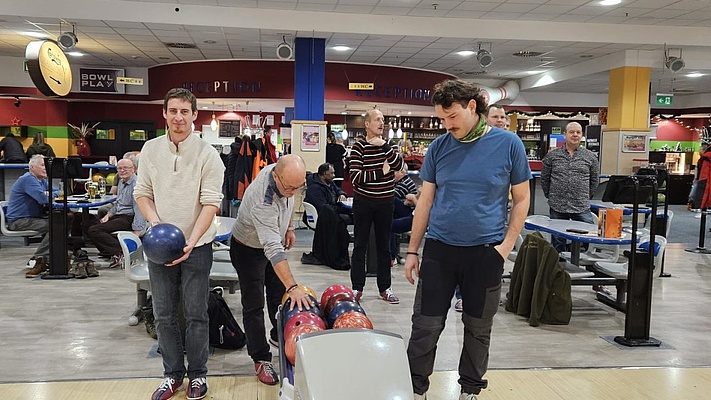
[
  {"x1": 285, "y1": 322, "x2": 323, "y2": 366},
  {"x1": 92, "y1": 173, "x2": 104, "y2": 182},
  {"x1": 333, "y1": 311, "x2": 373, "y2": 330},
  {"x1": 281, "y1": 285, "x2": 318, "y2": 305}
]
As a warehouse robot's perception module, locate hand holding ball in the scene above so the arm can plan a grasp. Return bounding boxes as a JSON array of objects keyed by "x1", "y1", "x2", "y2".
[{"x1": 143, "y1": 223, "x2": 186, "y2": 265}]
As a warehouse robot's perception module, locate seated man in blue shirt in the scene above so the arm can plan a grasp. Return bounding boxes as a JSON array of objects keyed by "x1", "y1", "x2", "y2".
[
  {"x1": 6, "y1": 155, "x2": 52, "y2": 277},
  {"x1": 304, "y1": 162, "x2": 352, "y2": 224},
  {"x1": 87, "y1": 158, "x2": 145, "y2": 268}
]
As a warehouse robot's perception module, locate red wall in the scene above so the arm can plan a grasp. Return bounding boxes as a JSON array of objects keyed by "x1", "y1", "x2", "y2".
[
  {"x1": 654, "y1": 118, "x2": 704, "y2": 141},
  {"x1": 148, "y1": 60, "x2": 455, "y2": 106}
]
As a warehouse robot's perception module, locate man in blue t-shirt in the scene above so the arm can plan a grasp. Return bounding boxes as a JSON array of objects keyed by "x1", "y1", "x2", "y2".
[
  {"x1": 405, "y1": 80, "x2": 531, "y2": 400},
  {"x1": 6, "y1": 155, "x2": 52, "y2": 277}
]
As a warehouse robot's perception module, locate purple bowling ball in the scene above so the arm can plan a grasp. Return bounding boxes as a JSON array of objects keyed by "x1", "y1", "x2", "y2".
[{"x1": 143, "y1": 223, "x2": 186, "y2": 265}]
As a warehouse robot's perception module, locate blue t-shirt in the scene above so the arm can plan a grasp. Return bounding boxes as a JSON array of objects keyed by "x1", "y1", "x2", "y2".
[
  {"x1": 6, "y1": 172, "x2": 49, "y2": 222},
  {"x1": 420, "y1": 127, "x2": 531, "y2": 246}
]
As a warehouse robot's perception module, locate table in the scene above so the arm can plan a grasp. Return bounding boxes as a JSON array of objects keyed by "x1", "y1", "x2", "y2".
[
  {"x1": 524, "y1": 215, "x2": 633, "y2": 266},
  {"x1": 44, "y1": 195, "x2": 117, "y2": 279}
]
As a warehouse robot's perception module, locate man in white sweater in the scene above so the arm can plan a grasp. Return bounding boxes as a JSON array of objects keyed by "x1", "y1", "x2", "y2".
[{"x1": 134, "y1": 88, "x2": 224, "y2": 400}]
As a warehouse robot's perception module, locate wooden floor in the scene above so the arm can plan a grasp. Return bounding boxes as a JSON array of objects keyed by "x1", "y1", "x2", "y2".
[{"x1": 4, "y1": 367, "x2": 710, "y2": 399}]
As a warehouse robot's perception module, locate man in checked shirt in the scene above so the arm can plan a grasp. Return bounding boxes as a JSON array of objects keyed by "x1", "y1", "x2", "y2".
[{"x1": 541, "y1": 121, "x2": 600, "y2": 253}]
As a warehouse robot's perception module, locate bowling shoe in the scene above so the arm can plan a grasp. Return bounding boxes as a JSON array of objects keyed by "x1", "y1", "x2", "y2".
[
  {"x1": 255, "y1": 361, "x2": 278, "y2": 385},
  {"x1": 186, "y1": 377, "x2": 208, "y2": 400},
  {"x1": 151, "y1": 377, "x2": 183, "y2": 400},
  {"x1": 379, "y1": 288, "x2": 399, "y2": 304}
]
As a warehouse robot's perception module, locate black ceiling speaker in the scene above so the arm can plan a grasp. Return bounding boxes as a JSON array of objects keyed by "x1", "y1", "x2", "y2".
[
  {"x1": 476, "y1": 42, "x2": 493, "y2": 68},
  {"x1": 276, "y1": 35, "x2": 292, "y2": 60},
  {"x1": 57, "y1": 22, "x2": 78, "y2": 51}
]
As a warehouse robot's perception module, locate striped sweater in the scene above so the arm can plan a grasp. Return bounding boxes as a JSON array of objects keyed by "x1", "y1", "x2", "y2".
[{"x1": 347, "y1": 140, "x2": 403, "y2": 199}]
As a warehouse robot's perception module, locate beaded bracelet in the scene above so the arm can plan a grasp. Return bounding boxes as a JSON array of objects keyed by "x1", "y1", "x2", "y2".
[{"x1": 286, "y1": 284, "x2": 298, "y2": 293}]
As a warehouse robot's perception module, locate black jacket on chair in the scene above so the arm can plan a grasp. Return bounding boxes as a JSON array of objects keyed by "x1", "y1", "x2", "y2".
[
  {"x1": 505, "y1": 231, "x2": 572, "y2": 327},
  {"x1": 311, "y1": 204, "x2": 350, "y2": 271}
]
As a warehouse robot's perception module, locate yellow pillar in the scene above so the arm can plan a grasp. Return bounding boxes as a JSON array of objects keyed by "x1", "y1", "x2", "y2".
[
  {"x1": 606, "y1": 66, "x2": 650, "y2": 131},
  {"x1": 601, "y1": 66, "x2": 651, "y2": 174}
]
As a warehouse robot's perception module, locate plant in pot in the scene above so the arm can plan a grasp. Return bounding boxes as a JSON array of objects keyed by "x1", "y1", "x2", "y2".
[{"x1": 68, "y1": 122, "x2": 100, "y2": 157}]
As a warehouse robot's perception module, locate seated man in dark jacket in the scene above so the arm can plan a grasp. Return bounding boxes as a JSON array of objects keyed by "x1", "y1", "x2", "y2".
[
  {"x1": 0, "y1": 133, "x2": 27, "y2": 163},
  {"x1": 305, "y1": 162, "x2": 352, "y2": 224}
]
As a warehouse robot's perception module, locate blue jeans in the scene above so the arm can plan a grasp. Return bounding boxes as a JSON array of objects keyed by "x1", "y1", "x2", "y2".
[
  {"x1": 148, "y1": 243, "x2": 212, "y2": 380},
  {"x1": 549, "y1": 208, "x2": 594, "y2": 253}
]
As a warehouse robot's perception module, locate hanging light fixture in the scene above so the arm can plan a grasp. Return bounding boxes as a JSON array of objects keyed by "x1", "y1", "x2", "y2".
[
  {"x1": 210, "y1": 112, "x2": 218, "y2": 131},
  {"x1": 209, "y1": 102, "x2": 218, "y2": 131}
]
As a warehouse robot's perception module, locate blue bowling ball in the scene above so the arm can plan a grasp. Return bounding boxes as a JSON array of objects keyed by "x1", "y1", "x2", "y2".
[
  {"x1": 282, "y1": 295, "x2": 322, "y2": 323},
  {"x1": 143, "y1": 223, "x2": 186, "y2": 265}
]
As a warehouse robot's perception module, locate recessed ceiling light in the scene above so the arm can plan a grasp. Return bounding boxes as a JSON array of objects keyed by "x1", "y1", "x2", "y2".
[
  {"x1": 407, "y1": 111, "x2": 412, "y2": 115},
  {"x1": 66, "y1": 51, "x2": 84, "y2": 57},
  {"x1": 513, "y1": 51, "x2": 544, "y2": 57},
  {"x1": 457, "y1": 50, "x2": 475, "y2": 56},
  {"x1": 687, "y1": 72, "x2": 704, "y2": 78},
  {"x1": 341, "y1": 111, "x2": 348, "y2": 115},
  {"x1": 201, "y1": 106, "x2": 208, "y2": 109},
  {"x1": 332, "y1": 45, "x2": 351, "y2": 51},
  {"x1": 599, "y1": 0, "x2": 621, "y2": 5},
  {"x1": 23, "y1": 31, "x2": 50, "y2": 39}
]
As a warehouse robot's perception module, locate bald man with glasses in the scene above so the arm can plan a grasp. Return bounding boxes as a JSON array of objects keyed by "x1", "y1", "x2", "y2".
[{"x1": 229, "y1": 154, "x2": 312, "y2": 386}]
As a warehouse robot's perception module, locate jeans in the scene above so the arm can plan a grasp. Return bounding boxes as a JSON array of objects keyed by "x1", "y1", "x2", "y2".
[
  {"x1": 549, "y1": 208, "x2": 595, "y2": 253},
  {"x1": 230, "y1": 238, "x2": 285, "y2": 363},
  {"x1": 148, "y1": 243, "x2": 212, "y2": 380},
  {"x1": 9, "y1": 217, "x2": 49, "y2": 256},
  {"x1": 408, "y1": 239, "x2": 504, "y2": 396},
  {"x1": 350, "y1": 195, "x2": 394, "y2": 293}
]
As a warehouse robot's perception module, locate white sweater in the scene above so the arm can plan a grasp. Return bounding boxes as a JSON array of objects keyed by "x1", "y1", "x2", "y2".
[{"x1": 134, "y1": 133, "x2": 225, "y2": 247}]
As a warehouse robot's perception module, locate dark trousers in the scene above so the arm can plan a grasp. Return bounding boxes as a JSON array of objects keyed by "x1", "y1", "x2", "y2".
[
  {"x1": 86, "y1": 214, "x2": 134, "y2": 256},
  {"x1": 408, "y1": 239, "x2": 504, "y2": 396},
  {"x1": 229, "y1": 238, "x2": 285, "y2": 363},
  {"x1": 549, "y1": 208, "x2": 594, "y2": 253},
  {"x1": 350, "y1": 195, "x2": 394, "y2": 293}
]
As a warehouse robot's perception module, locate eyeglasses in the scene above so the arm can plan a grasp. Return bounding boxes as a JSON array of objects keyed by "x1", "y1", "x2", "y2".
[
  {"x1": 116, "y1": 166, "x2": 133, "y2": 171},
  {"x1": 275, "y1": 172, "x2": 305, "y2": 192}
]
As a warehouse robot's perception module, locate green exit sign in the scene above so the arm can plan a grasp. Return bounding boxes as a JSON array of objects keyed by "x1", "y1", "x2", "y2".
[{"x1": 656, "y1": 93, "x2": 673, "y2": 106}]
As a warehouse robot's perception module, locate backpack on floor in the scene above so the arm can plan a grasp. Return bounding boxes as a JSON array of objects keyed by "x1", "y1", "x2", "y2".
[{"x1": 208, "y1": 287, "x2": 246, "y2": 350}]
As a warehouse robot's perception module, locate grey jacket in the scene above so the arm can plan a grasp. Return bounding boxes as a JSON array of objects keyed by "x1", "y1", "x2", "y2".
[{"x1": 231, "y1": 164, "x2": 294, "y2": 266}]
